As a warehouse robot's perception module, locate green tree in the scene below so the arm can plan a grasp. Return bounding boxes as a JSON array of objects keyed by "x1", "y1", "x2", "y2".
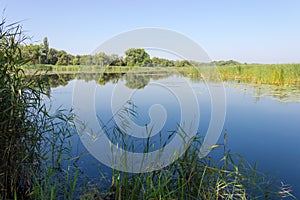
[
  {"x1": 175, "y1": 60, "x2": 191, "y2": 67},
  {"x1": 22, "y1": 44, "x2": 41, "y2": 64},
  {"x1": 48, "y1": 48, "x2": 58, "y2": 65},
  {"x1": 72, "y1": 55, "x2": 81, "y2": 65},
  {"x1": 93, "y1": 52, "x2": 111, "y2": 66},
  {"x1": 124, "y1": 48, "x2": 151, "y2": 66},
  {"x1": 80, "y1": 55, "x2": 93, "y2": 65},
  {"x1": 211, "y1": 60, "x2": 241, "y2": 66},
  {"x1": 110, "y1": 54, "x2": 125, "y2": 66},
  {"x1": 152, "y1": 57, "x2": 175, "y2": 67},
  {"x1": 40, "y1": 37, "x2": 49, "y2": 64},
  {"x1": 56, "y1": 50, "x2": 73, "y2": 65}
]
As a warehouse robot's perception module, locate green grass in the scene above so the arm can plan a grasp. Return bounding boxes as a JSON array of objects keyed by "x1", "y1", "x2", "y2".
[
  {"x1": 24, "y1": 64, "x2": 80, "y2": 74},
  {"x1": 76, "y1": 104, "x2": 295, "y2": 200},
  {"x1": 218, "y1": 64, "x2": 300, "y2": 86},
  {"x1": 0, "y1": 19, "x2": 76, "y2": 199},
  {"x1": 24, "y1": 63, "x2": 300, "y2": 87},
  {"x1": 79, "y1": 134, "x2": 295, "y2": 200}
]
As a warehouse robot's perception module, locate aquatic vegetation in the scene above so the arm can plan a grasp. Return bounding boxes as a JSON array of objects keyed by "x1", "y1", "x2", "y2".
[
  {"x1": 0, "y1": 19, "x2": 74, "y2": 199},
  {"x1": 218, "y1": 64, "x2": 300, "y2": 86},
  {"x1": 76, "y1": 104, "x2": 295, "y2": 199},
  {"x1": 80, "y1": 133, "x2": 295, "y2": 199}
]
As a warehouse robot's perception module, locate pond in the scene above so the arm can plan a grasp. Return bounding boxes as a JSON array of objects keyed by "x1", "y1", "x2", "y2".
[{"x1": 48, "y1": 69, "x2": 300, "y2": 197}]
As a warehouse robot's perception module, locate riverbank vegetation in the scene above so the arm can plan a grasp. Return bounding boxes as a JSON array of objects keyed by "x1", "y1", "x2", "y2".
[
  {"x1": 21, "y1": 36, "x2": 300, "y2": 87},
  {"x1": 0, "y1": 19, "x2": 76, "y2": 199},
  {"x1": 219, "y1": 64, "x2": 300, "y2": 85},
  {"x1": 26, "y1": 63, "x2": 300, "y2": 88},
  {"x1": 1, "y1": 20, "x2": 297, "y2": 199},
  {"x1": 20, "y1": 38, "x2": 299, "y2": 85}
]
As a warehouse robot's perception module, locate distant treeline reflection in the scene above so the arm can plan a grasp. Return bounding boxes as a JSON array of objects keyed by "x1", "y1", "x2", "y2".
[{"x1": 44, "y1": 67, "x2": 300, "y2": 103}]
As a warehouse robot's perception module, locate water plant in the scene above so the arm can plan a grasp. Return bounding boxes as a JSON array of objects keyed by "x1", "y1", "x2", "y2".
[
  {"x1": 218, "y1": 64, "x2": 300, "y2": 86},
  {"x1": 0, "y1": 19, "x2": 75, "y2": 199},
  {"x1": 89, "y1": 129, "x2": 295, "y2": 200}
]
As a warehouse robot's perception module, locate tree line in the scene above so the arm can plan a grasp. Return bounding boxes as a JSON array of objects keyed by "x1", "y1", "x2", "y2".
[{"x1": 21, "y1": 37, "x2": 240, "y2": 67}]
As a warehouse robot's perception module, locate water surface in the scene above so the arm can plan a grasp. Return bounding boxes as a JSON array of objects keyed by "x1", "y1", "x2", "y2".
[{"x1": 49, "y1": 71, "x2": 300, "y2": 197}]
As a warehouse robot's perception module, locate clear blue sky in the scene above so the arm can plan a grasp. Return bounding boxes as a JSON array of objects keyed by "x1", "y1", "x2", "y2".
[{"x1": 1, "y1": 0, "x2": 299, "y2": 63}]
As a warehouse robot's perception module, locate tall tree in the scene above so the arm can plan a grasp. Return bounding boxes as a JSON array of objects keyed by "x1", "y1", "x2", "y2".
[
  {"x1": 56, "y1": 50, "x2": 73, "y2": 65},
  {"x1": 110, "y1": 54, "x2": 125, "y2": 66},
  {"x1": 72, "y1": 55, "x2": 81, "y2": 65},
  {"x1": 124, "y1": 48, "x2": 151, "y2": 66},
  {"x1": 40, "y1": 37, "x2": 49, "y2": 64},
  {"x1": 175, "y1": 60, "x2": 191, "y2": 67},
  {"x1": 27, "y1": 44, "x2": 41, "y2": 64},
  {"x1": 93, "y1": 52, "x2": 112, "y2": 66},
  {"x1": 48, "y1": 48, "x2": 58, "y2": 65},
  {"x1": 152, "y1": 57, "x2": 175, "y2": 67},
  {"x1": 43, "y1": 37, "x2": 49, "y2": 55}
]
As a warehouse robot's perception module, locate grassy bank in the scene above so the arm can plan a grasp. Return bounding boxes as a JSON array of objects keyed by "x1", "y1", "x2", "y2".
[{"x1": 24, "y1": 63, "x2": 300, "y2": 86}]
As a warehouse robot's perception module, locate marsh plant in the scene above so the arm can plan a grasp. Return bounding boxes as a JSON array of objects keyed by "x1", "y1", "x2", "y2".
[
  {"x1": 217, "y1": 64, "x2": 300, "y2": 86},
  {"x1": 78, "y1": 100, "x2": 295, "y2": 199},
  {"x1": 84, "y1": 119, "x2": 295, "y2": 200},
  {"x1": 0, "y1": 19, "x2": 76, "y2": 199},
  {"x1": 106, "y1": 141, "x2": 295, "y2": 199}
]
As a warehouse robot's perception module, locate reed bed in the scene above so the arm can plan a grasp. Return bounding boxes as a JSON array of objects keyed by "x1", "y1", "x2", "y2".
[{"x1": 218, "y1": 64, "x2": 300, "y2": 86}]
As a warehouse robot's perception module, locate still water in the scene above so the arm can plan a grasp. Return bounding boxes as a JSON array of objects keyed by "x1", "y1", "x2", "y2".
[{"x1": 49, "y1": 71, "x2": 300, "y2": 197}]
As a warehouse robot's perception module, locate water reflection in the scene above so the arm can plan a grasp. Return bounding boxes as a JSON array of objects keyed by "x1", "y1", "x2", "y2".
[
  {"x1": 48, "y1": 69, "x2": 300, "y2": 196},
  {"x1": 46, "y1": 69, "x2": 300, "y2": 103},
  {"x1": 72, "y1": 68, "x2": 203, "y2": 173}
]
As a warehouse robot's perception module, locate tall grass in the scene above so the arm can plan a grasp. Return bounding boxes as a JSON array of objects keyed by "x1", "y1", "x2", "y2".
[
  {"x1": 28, "y1": 64, "x2": 300, "y2": 87},
  {"x1": 0, "y1": 19, "x2": 43, "y2": 198},
  {"x1": 0, "y1": 19, "x2": 75, "y2": 199},
  {"x1": 218, "y1": 64, "x2": 300, "y2": 86},
  {"x1": 89, "y1": 127, "x2": 295, "y2": 200},
  {"x1": 77, "y1": 103, "x2": 295, "y2": 199}
]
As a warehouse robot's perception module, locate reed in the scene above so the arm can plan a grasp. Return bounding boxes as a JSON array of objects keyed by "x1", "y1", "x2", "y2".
[
  {"x1": 80, "y1": 105, "x2": 295, "y2": 199},
  {"x1": 0, "y1": 19, "x2": 75, "y2": 199},
  {"x1": 95, "y1": 133, "x2": 295, "y2": 200},
  {"x1": 218, "y1": 64, "x2": 300, "y2": 86}
]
